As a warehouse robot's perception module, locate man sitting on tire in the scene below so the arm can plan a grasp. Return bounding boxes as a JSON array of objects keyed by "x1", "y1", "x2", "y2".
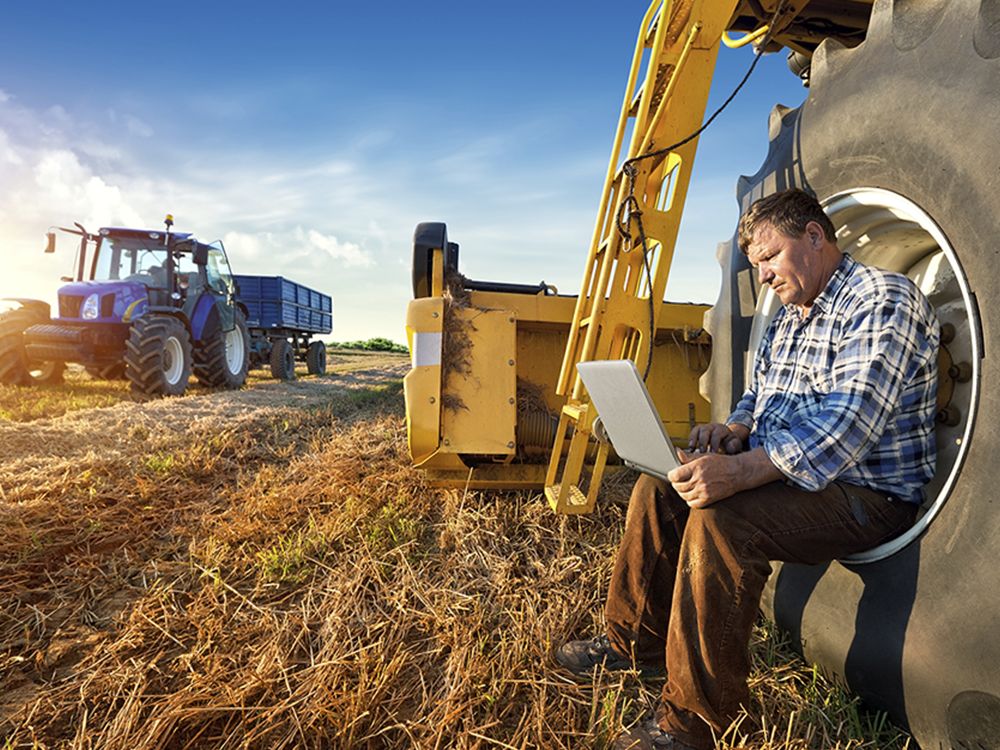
[{"x1": 555, "y1": 189, "x2": 940, "y2": 750}]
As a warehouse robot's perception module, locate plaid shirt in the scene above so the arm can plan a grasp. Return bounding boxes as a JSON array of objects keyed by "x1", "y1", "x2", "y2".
[{"x1": 727, "y1": 254, "x2": 939, "y2": 503}]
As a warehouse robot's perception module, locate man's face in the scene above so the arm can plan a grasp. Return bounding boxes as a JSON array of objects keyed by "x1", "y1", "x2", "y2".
[{"x1": 746, "y1": 221, "x2": 827, "y2": 309}]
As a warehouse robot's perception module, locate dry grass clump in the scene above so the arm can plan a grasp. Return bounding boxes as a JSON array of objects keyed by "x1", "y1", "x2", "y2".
[{"x1": 0, "y1": 367, "x2": 910, "y2": 748}]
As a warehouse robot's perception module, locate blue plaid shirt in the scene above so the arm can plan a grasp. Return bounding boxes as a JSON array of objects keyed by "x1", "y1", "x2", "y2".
[{"x1": 727, "y1": 254, "x2": 939, "y2": 503}]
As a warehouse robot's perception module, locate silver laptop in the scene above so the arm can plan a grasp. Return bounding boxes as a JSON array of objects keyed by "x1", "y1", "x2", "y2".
[{"x1": 576, "y1": 359, "x2": 681, "y2": 480}]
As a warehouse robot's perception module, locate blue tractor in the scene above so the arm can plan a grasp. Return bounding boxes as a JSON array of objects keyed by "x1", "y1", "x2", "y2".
[{"x1": 0, "y1": 216, "x2": 250, "y2": 398}]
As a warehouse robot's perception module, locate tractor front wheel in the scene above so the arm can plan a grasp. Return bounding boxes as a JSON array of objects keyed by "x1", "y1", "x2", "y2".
[
  {"x1": 0, "y1": 308, "x2": 65, "y2": 385},
  {"x1": 125, "y1": 315, "x2": 192, "y2": 398}
]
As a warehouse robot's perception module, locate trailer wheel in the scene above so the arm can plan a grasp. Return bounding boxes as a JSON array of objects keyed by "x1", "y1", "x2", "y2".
[
  {"x1": 269, "y1": 338, "x2": 296, "y2": 380},
  {"x1": 193, "y1": 309, "x2": 250, "y2": 389},
  {"x1": 0, "y1": 308, "x2": 64, "y2": 385},
  {"x1": 702, "y1": 2, "x2": 1000, "y2": 745},
  {"x1": 306, "y1": 340, "x2": 327, "y2": 375},
  {"x1": 124, "y1": 315, "x2": 192, "y2": 398}
]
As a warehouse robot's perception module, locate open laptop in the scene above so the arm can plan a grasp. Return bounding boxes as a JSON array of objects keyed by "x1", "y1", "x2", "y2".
[{"x1": 576, "y1": 359, "x2": 681, "y2": 480}]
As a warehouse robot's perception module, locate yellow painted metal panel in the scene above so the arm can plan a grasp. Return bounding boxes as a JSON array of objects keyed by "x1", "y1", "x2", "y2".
[
  {"x1": 466, "y1": 290, "x2": 577, "y2": 325},
  {"x1": 403, "y1": 297, "x2": 444, "y2": 466},
  {"x1": 439, "y1": 307, "x2": 517, "y2": 457}
]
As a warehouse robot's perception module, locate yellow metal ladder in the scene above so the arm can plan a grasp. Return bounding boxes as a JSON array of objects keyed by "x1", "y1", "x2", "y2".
[{"x1": 544, "y1": 0, "x2": 740, "y2": 513}]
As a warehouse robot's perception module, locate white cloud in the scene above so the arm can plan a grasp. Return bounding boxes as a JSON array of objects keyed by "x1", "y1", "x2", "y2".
[
  {"x1": 31, "y1": 150, "x2": 145, "y2": 229},
  {"x1": 0, "y1": 129, "x2": 22, "y2": 165},
  {"x1": 124, "y1": 115, "x2": 154, "y2": 138},
  {"x1": 304, "y1": 228, "x2": 372, "y2": 268},
  {"x1": 221, "y1": 228, "x2": 373, "y2": 271}
]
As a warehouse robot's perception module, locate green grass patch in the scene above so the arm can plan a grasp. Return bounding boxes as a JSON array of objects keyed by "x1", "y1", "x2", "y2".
[
  {"x1": 0, "y1": 373, "x2": 129, "y2": 422},
  {"x1": 144, "y1": 452, "x2": 177, "y2": 475},
  {"x1": 330, "y1": 337, "x2": 407, "y2": 353},
  {"x1": 255, "y1": 520, "x2": 330, "y2": 583}
]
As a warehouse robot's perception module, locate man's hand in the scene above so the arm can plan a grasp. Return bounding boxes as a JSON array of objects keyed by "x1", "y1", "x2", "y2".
[
  {"x1": 687, "y1": 422, "x2": 748, "y2": 455},
  {"x1": 669, "y1": 446, "x2": 786, "y2": 509},
  {"x1": 669, "y1": 452, "x2": 743, "y2": 508}
]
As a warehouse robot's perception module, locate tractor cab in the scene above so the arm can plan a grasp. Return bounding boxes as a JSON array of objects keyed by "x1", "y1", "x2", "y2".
[{"x1": 51, "y1": 221, "x2": 238, "y2": 325}]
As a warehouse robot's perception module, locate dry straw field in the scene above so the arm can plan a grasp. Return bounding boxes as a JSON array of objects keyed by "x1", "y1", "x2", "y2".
[{"x1": 0, "y1": 351, "x2": 911, "y2": 749}]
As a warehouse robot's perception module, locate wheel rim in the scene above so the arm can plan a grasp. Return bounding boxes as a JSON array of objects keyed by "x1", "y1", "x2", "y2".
[
  {"x1": 224, "y1": 326, "x2": 245, "y2": 374},
  {"x1": 163, "y1": 336, "x2": 185, "y2": 385},
  {"x1": 746, "y1": 188, "x2": 981, "y2": 563}
]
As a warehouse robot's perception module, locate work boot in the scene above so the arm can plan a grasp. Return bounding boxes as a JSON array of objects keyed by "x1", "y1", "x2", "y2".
[
  {"x1": 554, "y1": 634, "x2": 664, "y2": 677},
  {"x1": 614, "y1": 718, "x2": 699, "y2": 750}
]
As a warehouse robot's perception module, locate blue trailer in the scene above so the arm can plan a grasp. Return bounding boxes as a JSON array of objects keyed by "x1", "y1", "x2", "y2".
[{"x1": 233, "y1": 275, "x2": 332, "y2": 379}]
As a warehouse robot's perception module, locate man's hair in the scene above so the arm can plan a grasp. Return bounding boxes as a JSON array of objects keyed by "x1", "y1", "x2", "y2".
[{"x1": 737, "y1": 189, "x2": 838, "y2": 254}]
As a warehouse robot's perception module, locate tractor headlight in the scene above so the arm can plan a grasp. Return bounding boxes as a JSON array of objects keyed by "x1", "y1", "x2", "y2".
[{"x1": 81, "y1": 293, "x2": 100, "y2": 320}]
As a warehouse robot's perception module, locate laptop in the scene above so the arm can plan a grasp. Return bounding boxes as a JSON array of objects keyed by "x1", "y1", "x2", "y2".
[{"x1": 576, "y1": 359, "x2": 681, "y2": 480}]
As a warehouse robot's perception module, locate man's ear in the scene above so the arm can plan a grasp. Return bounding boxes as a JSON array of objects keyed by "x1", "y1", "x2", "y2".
[{"x1": 806, "y1": 220, "x2": 822, "y2": 248}]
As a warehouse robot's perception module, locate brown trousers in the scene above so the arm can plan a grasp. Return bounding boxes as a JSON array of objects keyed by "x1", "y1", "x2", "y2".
[{"x1": 605, "y1": 474, "x2": 917, "y2": 749}]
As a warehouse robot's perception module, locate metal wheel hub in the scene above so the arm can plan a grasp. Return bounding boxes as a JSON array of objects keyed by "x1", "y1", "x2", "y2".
[
  {"x1": 224, "y1": 326, "x2": 245, "y2": 374},
  {"x1": 163, "y1": 336, "x2": 185, "y2": 384}
]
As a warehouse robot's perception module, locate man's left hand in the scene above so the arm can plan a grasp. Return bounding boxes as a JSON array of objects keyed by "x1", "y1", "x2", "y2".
[{"x1": 669, "y1": 451, "x2": 744, "y2": 508}]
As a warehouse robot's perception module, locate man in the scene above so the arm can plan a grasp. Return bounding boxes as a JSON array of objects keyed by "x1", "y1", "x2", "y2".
[{"x1": 555, "y1": 189, "x2": 940, "y2": 750}]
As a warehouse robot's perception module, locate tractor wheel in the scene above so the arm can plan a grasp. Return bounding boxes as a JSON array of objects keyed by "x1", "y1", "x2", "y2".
[
  {"x1": 269, "y1": 338, "x2": 296, "y2": 380},
  {"x1": 702, "y1": 2, "x2": 1000, "y2": 746},
  {"x1": 124, "y1": 315, "x2": 192, "y2": 398},
  {"x1": 85, "y1": 363, "x2": 127, "y2": 381},
  {"x1": 305, "y1": 340, "x2": 327, "y2": 375},
  {"x1": 0, "y1": 308, "x2": 64, "y2": 385},
  {"x1": 192, "y1": 310, "x2": 250, "y2": 389}
]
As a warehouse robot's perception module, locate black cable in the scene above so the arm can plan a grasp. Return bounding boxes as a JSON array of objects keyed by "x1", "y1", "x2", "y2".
[{"x1": 615, "y1": 5, "x2": 784, "y2": 381}]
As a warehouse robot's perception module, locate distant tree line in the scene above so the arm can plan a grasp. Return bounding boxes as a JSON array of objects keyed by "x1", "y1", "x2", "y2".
[{"x1": 330, "y1": 337, "x2": 408, "y2": 353}]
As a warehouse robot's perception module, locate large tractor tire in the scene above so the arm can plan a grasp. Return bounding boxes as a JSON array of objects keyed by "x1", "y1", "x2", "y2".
[
  {"x1": 702, "y1": 2, "x2": 1000, "y2": 747},
  {"x1": 124, "y1": 315, "x2": 193, "y2": 398},
  {"x1": 306, "y1": 340, "x2": 327, "y2": 375},
  {"x1": 0, "y1": 308, "x2": 65, "y2": 385},
  {"x1": 269, "y1": 338, "x2": 296, "y2": 380},
  {"x1": 192, "y1": 309, "x2": 250, "y2": 389}
]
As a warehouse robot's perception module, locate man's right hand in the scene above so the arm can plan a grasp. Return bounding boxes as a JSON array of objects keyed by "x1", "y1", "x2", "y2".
[{"x1": 688, "y1": 423, "x2": 747, "y2": 455}]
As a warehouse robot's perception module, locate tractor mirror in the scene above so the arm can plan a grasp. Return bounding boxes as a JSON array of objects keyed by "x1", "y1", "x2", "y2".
[
  {"x1": 44, "y1": 231, "x2": 56, "y2": 253},
  {"x1": 192, "y1": 245, "x2": 209, "y2": 265}
]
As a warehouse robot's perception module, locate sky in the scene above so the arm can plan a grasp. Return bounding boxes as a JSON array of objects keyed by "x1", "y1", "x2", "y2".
[{"x1": 0, "y1": 2, "x2": 806, "y2": 344}]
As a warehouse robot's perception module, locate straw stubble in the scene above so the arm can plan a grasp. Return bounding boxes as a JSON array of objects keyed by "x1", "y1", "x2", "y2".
[{"x1": 0, "y1": 360, "x2": 908, "y2": 749}]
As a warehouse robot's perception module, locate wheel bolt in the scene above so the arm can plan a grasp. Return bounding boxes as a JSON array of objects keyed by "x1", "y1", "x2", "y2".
[
  {"x1": 936, "y1": 406, "x2": 961, "y2": 426},
  {"x1": 948, "y1": 361, "x2": 972, "y2": 383}
]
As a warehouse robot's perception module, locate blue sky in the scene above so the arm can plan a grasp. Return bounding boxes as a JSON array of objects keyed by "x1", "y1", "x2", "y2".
[{"x1": 0, "y1": 2, "x2": 806, "y2": 343}]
